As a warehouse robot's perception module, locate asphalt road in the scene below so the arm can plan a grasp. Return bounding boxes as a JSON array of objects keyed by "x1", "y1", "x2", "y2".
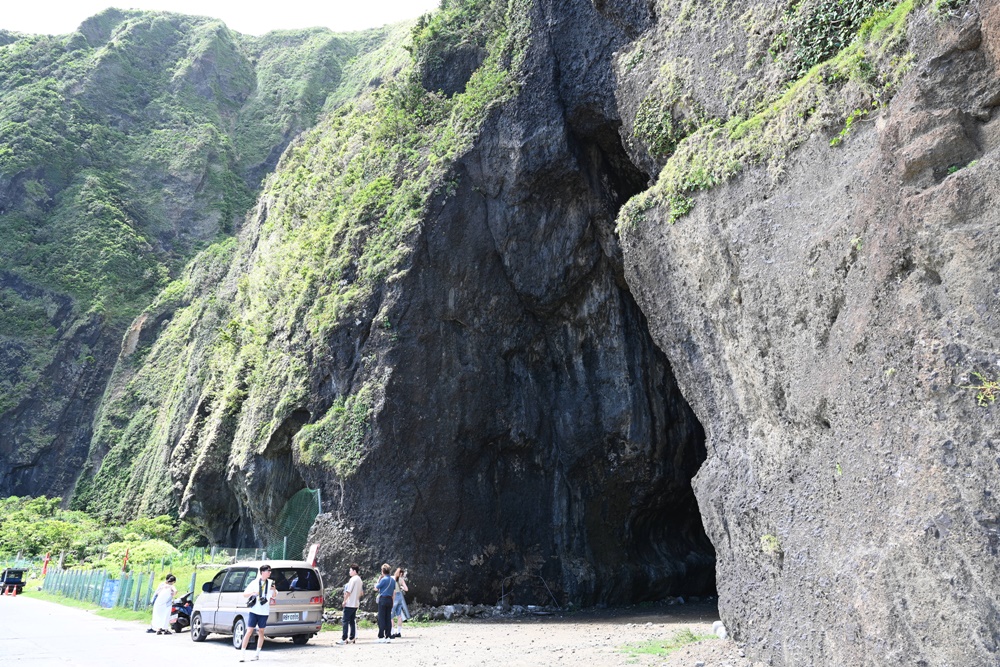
[{"x1": 0, "y1": 595, "x2": 345, "y2": 666}]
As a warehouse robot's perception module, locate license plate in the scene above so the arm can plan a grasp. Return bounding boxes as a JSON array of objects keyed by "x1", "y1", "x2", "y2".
[
  {"x1": 281, "y1": 612, "x2": 301, "y2": 622},
  {"x1": 169, "y1": 614, "x2": 177, "y2": 623}
]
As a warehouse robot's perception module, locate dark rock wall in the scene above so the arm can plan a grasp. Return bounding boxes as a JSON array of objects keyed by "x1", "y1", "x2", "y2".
[
  {"x1": 310, "y1": 0, "x2": 713, "y2": 606},
  {"x1": 0, "y1": 273, "x2": 117, "y2": 497},
  {"x1": 621, "y1": 4, "x2": 1000, "y2": 665}
]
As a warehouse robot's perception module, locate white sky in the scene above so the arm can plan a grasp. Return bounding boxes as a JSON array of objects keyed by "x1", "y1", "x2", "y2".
[{"x1": 1, "y1": 1, "x2": 441, "y2": 36}]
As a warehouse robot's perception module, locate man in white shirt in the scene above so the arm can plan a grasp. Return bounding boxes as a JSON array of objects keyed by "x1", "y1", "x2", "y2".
[
  {"x1": 336, "y1": 564, "x2": 363, "y2": 644},
  {"x1": 240, "y1": 564, "x2": 277, "y2": 662}
]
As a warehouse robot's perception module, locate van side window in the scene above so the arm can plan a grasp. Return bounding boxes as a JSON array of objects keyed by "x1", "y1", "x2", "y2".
[
  {"x1": 208, "y1": 571, "x2": 226, "y2": 593},
  {"x1": 222, "y1": 568, "x2": 250, "y2": 593}
]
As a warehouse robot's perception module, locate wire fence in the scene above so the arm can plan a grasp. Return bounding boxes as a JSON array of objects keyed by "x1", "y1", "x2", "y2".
[{"x1": 42, "y1": 568, "x2": 168, "y2": 610}]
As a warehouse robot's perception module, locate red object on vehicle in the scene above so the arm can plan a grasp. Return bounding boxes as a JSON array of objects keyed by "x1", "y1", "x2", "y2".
[{"x1": 309, "y1": 596, "x2": 322, "y2": 604}]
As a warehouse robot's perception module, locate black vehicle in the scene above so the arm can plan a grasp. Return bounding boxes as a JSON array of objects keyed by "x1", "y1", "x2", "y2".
[
  {"x1": 0, "y1": 568, "x2": 24, "y2": 594},
  {"x1": 170, "y1": 592, "x2": 193, "y2": 633}
]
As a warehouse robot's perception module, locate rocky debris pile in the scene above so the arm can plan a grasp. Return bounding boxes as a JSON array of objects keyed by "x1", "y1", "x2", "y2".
[{"x1": 321, "y1": 595, "x2": 717, "y2": 626}]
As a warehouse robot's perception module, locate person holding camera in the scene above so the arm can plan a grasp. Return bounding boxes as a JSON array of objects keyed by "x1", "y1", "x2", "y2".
[{"x1": 240, "y1": 564, "x2": 277, "y2": 662}]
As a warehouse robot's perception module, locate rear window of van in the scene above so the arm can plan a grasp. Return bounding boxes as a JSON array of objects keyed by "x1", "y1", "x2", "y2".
[{"x1": 270, "y1": 568, "x2": 320, "y2": 592}]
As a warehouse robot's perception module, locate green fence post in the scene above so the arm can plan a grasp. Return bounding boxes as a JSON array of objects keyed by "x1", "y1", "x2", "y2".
[
  {"x1": 189, "y1": 572, "x2": 197, "y2": 597},
  {"x1": 116, "y1": 573, "x2": 129, "y2": 607},
  {"x1": 145, "y1": 571, "x2": 155, "y2": 609},
  {"x1": 94, "y1": 570, "x2": 106, "y2": 605},
  {"x1": 133, "y1": 572, "x2": 144, "y2": 611},
  {"x1": 283, "y1": 537, "x2": 287, "y2": 560}
]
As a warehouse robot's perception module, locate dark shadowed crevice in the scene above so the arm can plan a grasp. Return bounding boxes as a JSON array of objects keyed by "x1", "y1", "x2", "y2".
[
  {"x1": 566, "y1": 114, "x2": 716, "y2": 602},
  {"x1": 234, "y1": 408, "x2": 311, "y2": 547}
]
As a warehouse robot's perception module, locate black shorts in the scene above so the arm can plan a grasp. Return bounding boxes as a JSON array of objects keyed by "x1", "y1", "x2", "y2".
[{"x1": 248, "y1": 612, "x2": 268, "y2": 628}]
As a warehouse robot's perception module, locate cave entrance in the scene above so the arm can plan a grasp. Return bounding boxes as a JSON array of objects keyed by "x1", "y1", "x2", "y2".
[{"x1": 567, "y1": 113, "x2": 716, "y2": 604}]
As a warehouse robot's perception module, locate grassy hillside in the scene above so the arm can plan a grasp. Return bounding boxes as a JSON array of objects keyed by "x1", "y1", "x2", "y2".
[{"x1": 0, "y1": 9, "x2": 402, "y2": 497}]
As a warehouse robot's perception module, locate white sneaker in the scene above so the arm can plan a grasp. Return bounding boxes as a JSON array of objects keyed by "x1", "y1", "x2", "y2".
[{"x1": 336, "y1": 640, "x2": 347, "y2": 645}]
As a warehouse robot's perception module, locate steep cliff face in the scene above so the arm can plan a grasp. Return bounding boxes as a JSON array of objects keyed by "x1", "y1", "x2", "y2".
[
  {"x1": 311, "y1": 0, "x2": 715, "y2": 605},
  {"x1": 620, "y1": 1, "x2": 1000, "y2": 664},
  {"x1": 80, "y1": 0, "x2": 715, "y2": 606},
  {"x1": 0, "y1": 10, "x2": 398, "y2": 500}
]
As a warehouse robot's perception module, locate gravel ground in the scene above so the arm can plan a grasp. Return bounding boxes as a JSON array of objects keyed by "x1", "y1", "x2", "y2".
[{"x1": 303, "y1": 603, "x2": 763, "y2": 667}]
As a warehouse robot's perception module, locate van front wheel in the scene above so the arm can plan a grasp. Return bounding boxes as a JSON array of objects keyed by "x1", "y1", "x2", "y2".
[{"x1": 190, "y1": 613, "x2": 207, "y2": 642}]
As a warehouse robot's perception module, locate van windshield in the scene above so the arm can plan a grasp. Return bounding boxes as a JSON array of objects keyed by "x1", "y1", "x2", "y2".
[{"x1": 270, "y1": 568, "x2": 320, "y2": 592}]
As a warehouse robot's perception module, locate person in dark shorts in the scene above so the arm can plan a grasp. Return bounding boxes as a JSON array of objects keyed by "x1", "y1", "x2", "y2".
[
  {"x1": 241, "y1": 564, "x2": 276, "y2": 662},
  {"x1": 373, "y1": 563, "x2": 396, "y2": 642}
]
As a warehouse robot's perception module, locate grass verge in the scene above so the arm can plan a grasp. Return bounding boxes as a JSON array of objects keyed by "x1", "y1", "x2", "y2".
[{"x1": 619, "y1": 628, "x2": 718, "y2": 658}]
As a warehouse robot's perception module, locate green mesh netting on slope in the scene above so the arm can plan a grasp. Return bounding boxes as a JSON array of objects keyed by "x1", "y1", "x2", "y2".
[{"x1": 261, "y1": 488, "x2": 321, "y2": 560}]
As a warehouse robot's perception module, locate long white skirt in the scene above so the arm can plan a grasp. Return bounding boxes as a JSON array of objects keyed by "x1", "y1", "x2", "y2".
[{"x1": 150, "y1": 587, "x2": 174, "y2": 631}]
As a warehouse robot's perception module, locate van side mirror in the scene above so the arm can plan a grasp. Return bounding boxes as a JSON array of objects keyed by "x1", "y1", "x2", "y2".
[{"x1": 202, "y1": 582, "x2": 213, "y2": 593}]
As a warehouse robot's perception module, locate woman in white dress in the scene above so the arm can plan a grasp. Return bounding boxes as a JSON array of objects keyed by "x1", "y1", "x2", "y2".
[{"x1": 149, "y1": 574, "x2": 177, "y2": 635}]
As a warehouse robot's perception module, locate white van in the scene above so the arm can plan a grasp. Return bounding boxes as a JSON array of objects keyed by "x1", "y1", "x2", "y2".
[{"x1": 190, "y1": 560, "x2": 324, "y2": 648}]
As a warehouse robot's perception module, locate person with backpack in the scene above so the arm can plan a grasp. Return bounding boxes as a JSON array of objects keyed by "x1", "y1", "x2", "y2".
[{"x1": 240, "y1": 564, "x2": 277, "y2": 661}]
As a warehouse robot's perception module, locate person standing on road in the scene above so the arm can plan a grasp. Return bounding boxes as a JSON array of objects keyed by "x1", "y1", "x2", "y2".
[
  {"x1": 240, "y1": 564, "x2": 277, "y2": 662},
  {"x1": 148, "y1": 574, "x2": 176, "y2": 635},
  {"x1": 373, "y1": 563, "x2": 396, "y2": 643},
  {"x1": 337, "y1": 564, "x2": 363, "y2": 645},
  {"x1": 391, "y1": 567, "x2": 410, "y2": 638}
]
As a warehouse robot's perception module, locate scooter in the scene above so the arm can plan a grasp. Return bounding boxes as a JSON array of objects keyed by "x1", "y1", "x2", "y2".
[{"x1": 169, "y1": 592, "x2": 193, "y2": 633}]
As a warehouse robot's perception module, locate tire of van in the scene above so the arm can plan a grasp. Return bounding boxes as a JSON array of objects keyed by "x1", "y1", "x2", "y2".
[
  {"x1": 190, "y1": 613, "x2": 207, "y2": 642},
  {"x1": 292, "y1": 634, "x2": 309, "y2": 645},
  {"x1": 232, "y1": 617, "x2": 247, "y2": 650}
]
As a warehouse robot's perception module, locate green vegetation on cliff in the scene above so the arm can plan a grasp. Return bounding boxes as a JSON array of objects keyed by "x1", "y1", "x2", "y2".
[
  {"x1": 74, "y1": 0, "x2": 533, "y2": 523},
  {"x1": 620, "y1": 0, "x2": 919, "y2": 228},
  {"x1": 0, "y1": 9, "x2": 403, "y2": 491}
]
